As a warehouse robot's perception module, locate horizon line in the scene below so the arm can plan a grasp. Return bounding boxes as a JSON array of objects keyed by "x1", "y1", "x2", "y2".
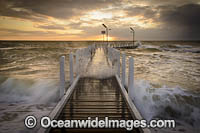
[{"x1": 1, "y1": 39, "x2": 200, "y2": 42}]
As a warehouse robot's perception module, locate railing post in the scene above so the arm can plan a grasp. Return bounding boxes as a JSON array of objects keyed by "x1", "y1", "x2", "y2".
[
  {"x1": 69, "y1": 53, "x2": 74, "y2": 84},
  {"x1": 75, "y1": 50, "x2": 79, "y2": 76},
  {"x1": 128, "y1": 57, "x2": 134, "y2": 99},
  {"x1": 117, "y1": 52, "x2": 120, "y2": 77},
  {"x1": 121, "y1": 53, "x2": 126, "y2": 86},
  {"x1": 60, "y1": 56, "x2": 65, "y2": 99}
]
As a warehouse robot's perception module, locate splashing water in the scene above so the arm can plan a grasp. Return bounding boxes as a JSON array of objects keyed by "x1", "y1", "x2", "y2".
[
  {"x1": 0, "y1": 77, "x2": 59, "y2": 104},
  {"x1": 76, "y1": 46, "x2": 118, "y2": 79},
  {"x1": 0, "y1": 76, "x2": 59, "y2": 132},
  {"x1": 0, "y1": 41, "x2": 200, "y2": 133}
]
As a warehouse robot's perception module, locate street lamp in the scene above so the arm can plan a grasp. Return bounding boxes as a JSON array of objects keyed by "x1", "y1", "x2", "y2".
[
  {"x1": 130, "y1": 27, "x2": 135, "y2": 46},
  {"x1": 101, "y1": 30, "x2": 106, "y2": 42},
  {"x1": 102, "y1": 24, "x2": 111, "y2": 45}
]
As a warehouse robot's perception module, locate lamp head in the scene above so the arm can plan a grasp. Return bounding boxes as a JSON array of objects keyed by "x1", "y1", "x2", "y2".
[
  {"x1": 130, "y1": 27, "x2": 134, "y2": 31},
  {"x1": 102, "y1": 24, "x2": 107, "y2": 28}
]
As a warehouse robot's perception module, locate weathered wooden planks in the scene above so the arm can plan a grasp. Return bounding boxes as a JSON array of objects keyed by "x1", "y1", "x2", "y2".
[{"x1": 50, "y1": 77, "x2": 140, "y2": 133}]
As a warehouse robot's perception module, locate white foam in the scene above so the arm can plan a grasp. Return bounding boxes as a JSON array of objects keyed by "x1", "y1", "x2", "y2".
[
  {"x1": 76, "y1": 45, "x2": 118, "y2": 79},
  {"x1": 130, "y1": 79, "x2": 200, "y2": 130},
  {"x1": 0, "y1": 77, "x2": 58, "y2": 132},
  {"x1": 0, "y1": 78, "x2": 59, "y2": 104}
]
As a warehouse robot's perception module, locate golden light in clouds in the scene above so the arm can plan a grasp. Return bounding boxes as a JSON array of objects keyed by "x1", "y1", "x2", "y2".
[
  {"x1": 0, "y1": 17, "x2": 37, "y2": 31},
  {"x1": 0, "y1": 1, "x2": 160, "y2": 41},
  {"x1": 0, "y1": 13, "x2": 158, "y2": 40},
  {"x1": 1, "y1": 0, "x2": 197, "y2": 40},
  {"x1": 88, "y1": 11, "x2": 113, "y2": 20}
]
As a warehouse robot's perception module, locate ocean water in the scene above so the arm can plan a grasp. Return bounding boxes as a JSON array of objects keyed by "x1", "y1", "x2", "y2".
[{"x1": 0, "y1": 41, "x2": 200, "y2": 133}]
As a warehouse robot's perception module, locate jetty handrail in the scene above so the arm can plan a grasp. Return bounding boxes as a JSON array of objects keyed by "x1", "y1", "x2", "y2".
[
  {"x1": 115, "y1": 55, "x2": 151, "y2": 133},
  {"x1": 108, "y1": 46, "x2": 150, "y2": 132},
  {"x1": 60, "y1": 56, "x2": 65, "y2": 98},
  {"x1": 38, "y1": 44, "x2": 150, "y2": 133},
  {"x1": 37, "y1": 76, "x2": 80, "y2": 133},
  {"x1": 38, "y1": 53, "x2": 80, "y2": 133},
  {"x1": 115, "y1": 75, "x2": 151, "y2": 133}
]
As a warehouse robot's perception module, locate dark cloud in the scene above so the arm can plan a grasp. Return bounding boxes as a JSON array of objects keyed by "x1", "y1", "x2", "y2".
[
  {"x1": 159, "y1": 4, "x2": 200, "y2": 28},
  {"x1": 0, "y1": 0, "x2": 122, "y2": 20},
  {"x1": 123, "y1": 3, "x2": 200, "y2": 40},
  {"x1": 0, "y1": 0, "x2": 200, "y2": 40},
  {"x1": 124, "y1": 6, "x2": 157, "y2": 19},
  {"x1": 0, "y1": 0, "x2": 47, "y2": 21},
  {"x1": 127, "y1": 0, "x2": 199, "y2": 6},
  {"x1": 158, "y1": 4, "x2": 200, "y2": 39}
]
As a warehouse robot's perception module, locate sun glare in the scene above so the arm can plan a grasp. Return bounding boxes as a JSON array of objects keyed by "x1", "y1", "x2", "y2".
[
  {"x1": 94, "y1": 35, "x2": 115, "y2": 41},
  {"x1": 88, "y1": 11, "x2": 113, "y2": 20}
]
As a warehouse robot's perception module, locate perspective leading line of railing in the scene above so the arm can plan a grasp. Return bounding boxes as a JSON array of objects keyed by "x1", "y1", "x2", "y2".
[
  {"x1": 37, "y1": 43, "x2": 151, "y2": 133},
  {"x1": 60, "y1": 44, "x2": 134, "y2": 99}
]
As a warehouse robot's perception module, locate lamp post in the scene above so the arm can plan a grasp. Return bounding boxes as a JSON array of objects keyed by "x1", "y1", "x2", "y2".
[
  {"x1": 102, "y1": 24, "x2": 111, "y2": 45},
  {"x1": 130, "y1": 27, "x2": 135, "y2": 46},
  {"x1": 101, "y1": 30, "x2": 106, "y2": 42}
]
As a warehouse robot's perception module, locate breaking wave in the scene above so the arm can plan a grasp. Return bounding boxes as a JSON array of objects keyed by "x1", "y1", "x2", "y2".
[
  {"x1": 131, "y1": 79, "x2": 200, "y2": 131},
  {"x1": 0, "y1": 77, "x2": 60, "y2": 104},
  {"x1": 137, "y1": 43, "x2": 200, "y2": 53}
]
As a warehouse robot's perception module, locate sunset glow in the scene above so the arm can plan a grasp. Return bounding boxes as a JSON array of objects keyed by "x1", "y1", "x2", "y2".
[
  {"x1": 0, "y1": 0, "x2": 199, "y2": 40},
  {"x1": 88, "y1": 11, "x2": 113, "y2": 20}
]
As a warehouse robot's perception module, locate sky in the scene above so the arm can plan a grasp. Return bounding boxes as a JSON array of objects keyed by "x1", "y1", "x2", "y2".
[{"x1": 0, "y1": 0, "x2": 200, "y2": 41}]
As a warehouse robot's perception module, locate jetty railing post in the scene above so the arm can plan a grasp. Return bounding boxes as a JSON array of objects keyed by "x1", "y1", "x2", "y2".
[
  {"x1": 122, "y1": 53, "x2": 126, "y2": 87},
  {"x1": 69, "y1": 53, "x2": 74, "y2": 84},
  {"x1": 117, "y1": 52, "x2": 120, "y2": 77},
  {"x1": 60, "y1": 56, "x2": 65, "y2": 99},
  {"x1": 75, "y1": 50, "x2": 79, "y2": 77},
  {"x1": 128, "y1": 57, "x2": 134, "y2": 99}
]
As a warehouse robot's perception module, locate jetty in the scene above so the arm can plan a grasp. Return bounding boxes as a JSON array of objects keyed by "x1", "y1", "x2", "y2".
[{"x1": 37, "y1": 44, "x2": 150, "y2": 133}]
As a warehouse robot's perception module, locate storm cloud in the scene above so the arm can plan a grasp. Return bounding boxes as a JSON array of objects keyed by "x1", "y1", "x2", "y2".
[
  {"x1": 157, "y1": 4, "x2": 200, "y2": 39},
  {"x1": 0, "y1": 0, "x2": 122, "y2": 20},
  {"x1": 0, "y1": 0, "x2": 200, "y2": 40}
]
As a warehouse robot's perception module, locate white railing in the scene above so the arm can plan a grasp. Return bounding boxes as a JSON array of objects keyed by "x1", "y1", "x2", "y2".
[
  {"x1": 35, "y1": 41, "x2": 150, "y2": 133},
  {"x1": 59, "y1": 56, "x2": 65, "y2": 99},
  {"x1": 54, "y1": 44, "x2": 150, "y2": 133},
  {"x1": 59, "y1": 44, "x2": 135, "y2": 100}
]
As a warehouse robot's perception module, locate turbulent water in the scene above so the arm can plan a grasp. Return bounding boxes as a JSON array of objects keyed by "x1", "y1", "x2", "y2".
[{"x1": 0, "y1": 41, "x2": 200, "y2": 133}]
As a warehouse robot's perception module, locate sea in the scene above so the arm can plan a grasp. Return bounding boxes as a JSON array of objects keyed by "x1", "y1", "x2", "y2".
[{"x1": 0, "y1": 41, "x2": 200, "y2": 133}]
